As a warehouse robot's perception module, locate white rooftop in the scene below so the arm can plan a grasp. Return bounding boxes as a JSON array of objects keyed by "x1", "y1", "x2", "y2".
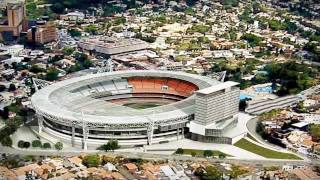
[
  {"x1": 291, "y1": 121, "x2": 310, "y2": 128},
  {"x1": 196, "y1": 81, "x2": 239, "y2": 95}
]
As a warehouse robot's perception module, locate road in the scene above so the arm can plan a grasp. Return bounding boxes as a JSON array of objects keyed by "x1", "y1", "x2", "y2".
[
  {"x1": 0, "y1": 145, "x2": 316, "y2": 166},
  {"x1": 246, "y1": 117, "x2": 320, "y2": 165},
  {"x1": 246, "y1": 117, "x2": 282, "y2": 148}
]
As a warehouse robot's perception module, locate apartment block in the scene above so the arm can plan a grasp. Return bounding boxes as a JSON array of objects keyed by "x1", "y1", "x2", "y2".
[{"x1": 190, "y1": 81, "x2": 240, "y2": 144}]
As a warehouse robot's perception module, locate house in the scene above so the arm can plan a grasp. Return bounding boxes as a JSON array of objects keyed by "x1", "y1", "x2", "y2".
[
  {"x1": 87, "y1": 167, "x2": 113, "y2": 179},
  {"x1": 289, "y1": 167, "x2": 320, "y2": 180},
  {"x1": 124, "y1": 163, "x2": 138, "y2": 173},
  {"x1": 103, "y1": 162, "x2": 117, "y2": 172},
  {"x1": 13, "y1": 163, "x2": 39, "y2": 180},
  {"x1": 291, "y1": 121, "x2": 310, "y2": 132},
  {"x1": 68, "y1": 156, "x2": 83, "y2": 167},
  {"x1": 111, "y1": 172, "x2": 125, "y2": 179},
  {"x1": 0, "y1": 166, "x2": 17, "y2": 180}
]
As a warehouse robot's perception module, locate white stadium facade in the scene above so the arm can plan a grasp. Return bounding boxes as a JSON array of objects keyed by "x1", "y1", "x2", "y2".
[{"x1": 31, "y1": 70, "x2": 242, "y2": 149}]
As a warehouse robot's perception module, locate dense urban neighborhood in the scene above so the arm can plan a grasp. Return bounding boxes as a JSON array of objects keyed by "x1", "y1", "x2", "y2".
[{"x1": 0, "y1": 0, "x2": 320, "y2": 179}]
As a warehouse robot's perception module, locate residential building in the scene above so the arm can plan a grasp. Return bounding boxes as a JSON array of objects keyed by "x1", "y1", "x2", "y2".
[
  {"x1": 27, "y1": 22, "x2": 57, "y2": 44},
  {"x1": 0, "y1": 2, "x2": 25, "y2": 41}
]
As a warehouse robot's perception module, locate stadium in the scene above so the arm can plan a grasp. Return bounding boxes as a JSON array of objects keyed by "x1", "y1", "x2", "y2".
[{"x1": 31, "y1": 70, "x2": 241, "y2": 149}]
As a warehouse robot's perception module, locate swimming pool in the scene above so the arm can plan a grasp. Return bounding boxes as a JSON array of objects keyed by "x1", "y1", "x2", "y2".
[
  {"x1": 240, "y1": 93, "x2": 252, "y2": 100},
  {"x1": 255, "y1": 86, "x2": 273, "y2": 93}
]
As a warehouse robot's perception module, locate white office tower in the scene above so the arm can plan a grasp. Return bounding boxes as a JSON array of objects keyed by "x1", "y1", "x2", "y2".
[{"x1": 189, "y1": 81, "x2": 240, "y2": 144}]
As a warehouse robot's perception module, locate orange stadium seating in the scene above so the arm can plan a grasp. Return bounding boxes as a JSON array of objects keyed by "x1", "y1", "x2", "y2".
[{"x1": 128, "y1": 77, "x2": 198, "y2": 97}]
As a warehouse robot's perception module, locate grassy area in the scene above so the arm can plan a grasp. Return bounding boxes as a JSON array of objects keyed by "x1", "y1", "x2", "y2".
[
  {"x1": 234, "y1": 138, "x2": 302, "y2": 160},
  {"x1": 123, "y1": 102, "x2": 163, "y2": 109},
  {"x1": 178, "y1": 149, "x2": 231, "y2": 157}
]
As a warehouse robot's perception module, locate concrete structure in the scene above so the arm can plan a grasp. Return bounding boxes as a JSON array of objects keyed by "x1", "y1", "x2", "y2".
[
  {"x1": 189, "y1": 81, "x2": 240, "y2": 144},
  {"x1": 245, "y1": 95, "x2": 300, "y2": 115},
  {"x1": 0, "y1": 0, "x2": 24, "y2": 8},
  {"x1": 27, "y1": 22, "x2": 57, "y2": 44},
  {"x1": 0, "y1": 2, "x2": 25, "y2": 41},
  {"x1": 31, "y1": 70, "x2": 240, "y2": 149},
  {"x1": 78, "y1": 36, "x2": 149, "y2": 56}
]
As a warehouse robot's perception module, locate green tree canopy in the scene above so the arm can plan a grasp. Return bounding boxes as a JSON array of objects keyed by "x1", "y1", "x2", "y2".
[
  {"x1": 42, "y1": 143, "x2": 51, "y2": 149},
  {"x1": 175, "y1": 148, "x2": 184, "y2": 154},
  {"x1": 203, "y1": 150, "x2": 213, "y2": 157},
  {"x1": 68, "y1": 29, "x2": 81, "y2": 37},
  {"x1": 1, "y1": 136, "x2": 12, "y2": 147},
  {"x1": 45, "y1": 68, "x2": 60, "y2": 81},
  {"x1": 82, "y1": 154, "x2": 101, "y2": 167},
  {"x1": 309, "y1": 124, "x2": 320, "y2": 139},
  {"x1": 241, "y1": 33, "x2": 263, "y2": 47},
  {"x1": 32, "y1": 140, "x2": 42, "y2": 148},
  {"x1": 55, "y1": 142, "x2": 63, "y2": 150},
  {"x1": 203, "y1": 166, "x2": 223, "y2": 180}
]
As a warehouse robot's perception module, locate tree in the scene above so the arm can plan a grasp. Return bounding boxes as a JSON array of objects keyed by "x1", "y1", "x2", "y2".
[
  {"x1": 219, "y1": 153, "x2": 226, "y2": 159},
  {"x1": 203, "y1": 150, "x2": 213, "y2": 157},
  {"x1": 194, "y1": 167, "x2": 205, "y2": 177},
  {"x1": 1, "y1": 136, "x2": 12, "y2": 147},
  {"x1": 51, "y1": 3, "x2": 64, "y2": 13},
  {"x1": 256, "y1": 121, "x2": 268, "y2": 139},
  {"x1": 55, "y1": 142, "x2": 63, "y2": 150},
  {"x1": 82, "y1": 154, "x2": 101, "y2": 167},
  {"x1": 220, "y1": 0, "x2": 239, "y2": 9},
  {"x1": 45, "y1": 68, "x2": 59, "y2": 81},
  {"x1": 191, "y1": 151, "x2": 196, "y2": 157},
  {"x1": 32, "y1": 140, "x2": 42, "y2": 148},
  {"x1": 1, "y1": 107, "x2": 9, "y2": 119},
  {"x1": 230, "y1": 165, "x2": 249, "y2": 179},
  {"x1": 241, "y1": 33, "x2": 263, "y2": 47},
  {"x1": 203, "y1": 166, "x2": 223, "y2": 180},
  {"x1": 74, "y1": 52, "x2": 88, "y2": 62},
  {"x1": 103, "y1": 5, "x2": 122, "y2": 16},
  {"x1": 113, "y1": 16, "x2": 126, "y2": 25},
  {"x1": 85, "y1": 25, "x2": 98, "y2": 35},
  {"x1": 98, "y1": 139, "x2": 120, "y2": 152},
  {"x1": 18, "y1": 140, "x2": 25, "y2": 148},
  {"x1": 175, "y1": 148, "x2": 184, "y2": 155},
  {"x1": 8, "y1": 84, "x2": 16, "y2": 92},
  {"x1": 309, "y1": 124, "x2": 320, "y2": 139},
  {"x1": 239, "y1": 99, "x2": 247, "y2": 111},
  {"x1": 108, "y1": 139, "x2": 120, "y2": 151},
  {"x1": 62, "y1": 47, "x2": 74, "y2": 56},
  {"x1": 30, "y1": 65, "x2": 45, "y2": 73},
  {"x1": 187, "y1": 24, "x2": 210, "y2": 34},
  {"x1": 0, "y1": 85, "x2": 6, "y2": 92},
  {"x1": 186, "y1": 0, "x2": 197, "y2": 6},
  {"x1": 23, "y1": 141, "x2": 31, "y2": 149},
  {"x1": 42, "y1": 143, "x2": 51, "y2": 149},
  {"x1": 68, "y1": 28, "x2": 81, "y2": 37}
]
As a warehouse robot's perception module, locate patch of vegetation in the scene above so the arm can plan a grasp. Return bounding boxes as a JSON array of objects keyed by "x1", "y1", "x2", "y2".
[
  {"x1": 234, "y1": 138, "x2": 302, "y2": 159},
  {"x1": 264, "y1": 61, "x2": 317, "y2": 95},
  {"x1": 309, "y1": 124, "x2": 320, "y2": 139},
  {"x1": 123, "y1": 102, "x2": 162, "y2": 109},
  {"x1": 187, "y1": 24, "x2": 210, "y2": 34},
  {"x1": 54, "y1": 142, "x2": 63, "y2": 150},
  {"x1": 82, "y1": 154, "x2": 101, "y2": 168},
  {"x1": 97, "y1": 139, "x2": 120, "y2": 152},
  {"x1": 175, "y1": 148, "x2": 230, "y2": 158},
  {"x1": 241, "y1": 33, "x2": 263, "y2": 47}
]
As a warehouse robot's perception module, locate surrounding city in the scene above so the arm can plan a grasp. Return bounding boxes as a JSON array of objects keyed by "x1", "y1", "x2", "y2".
[{"x1": 0, "y1": 0, "x2": 320, "y2": 179}]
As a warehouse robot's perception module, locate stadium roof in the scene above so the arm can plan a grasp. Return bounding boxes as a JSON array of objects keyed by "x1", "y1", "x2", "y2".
[{"x1": 31, "y1": 70, "x2": 220, "y2": 125}]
